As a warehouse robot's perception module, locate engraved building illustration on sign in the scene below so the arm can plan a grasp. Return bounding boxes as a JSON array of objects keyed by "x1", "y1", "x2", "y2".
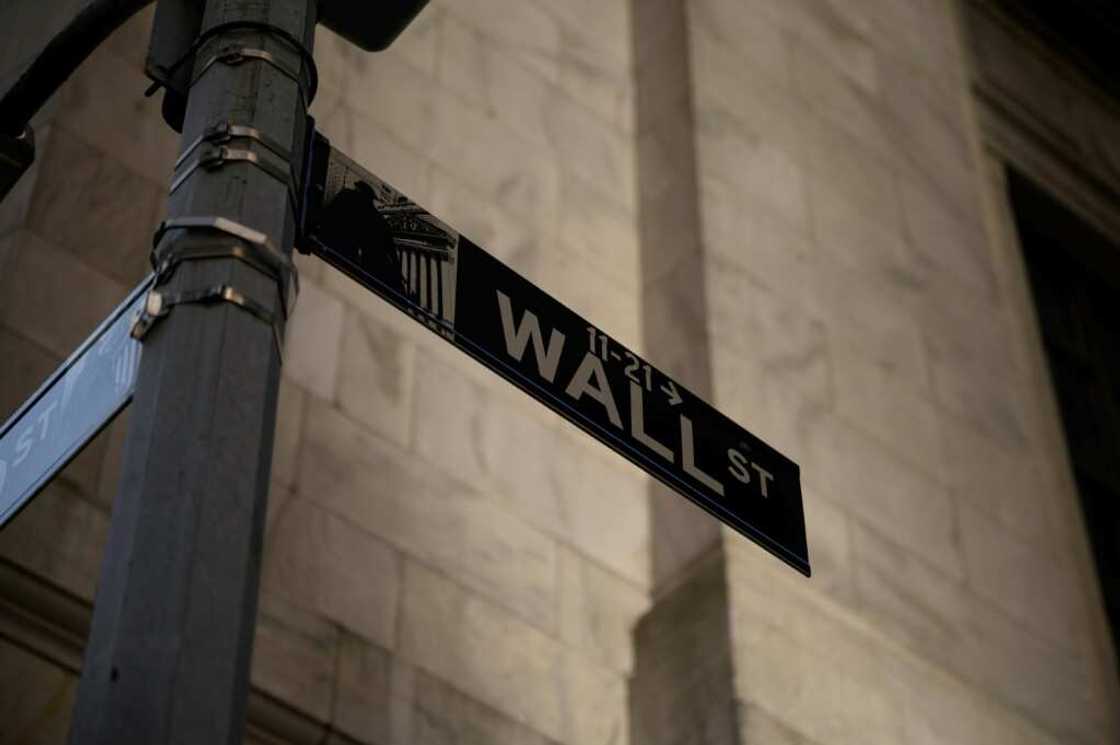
[{"x1": 315, "y1": 148, "x2": 460, "y2": 333}]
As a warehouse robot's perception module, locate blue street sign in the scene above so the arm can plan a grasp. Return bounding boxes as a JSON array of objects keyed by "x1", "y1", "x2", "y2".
[{"x1": 0, "y1": 274, "x2": 153, "y2": 529}]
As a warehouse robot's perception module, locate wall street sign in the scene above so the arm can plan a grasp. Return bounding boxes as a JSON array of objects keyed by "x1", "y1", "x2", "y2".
[
  {"x1": 0, "y1": 275, "x2": 152, "y2": 529},
  {"x1": 300, "y1": 133, "x2": 810, "y2": 576}
]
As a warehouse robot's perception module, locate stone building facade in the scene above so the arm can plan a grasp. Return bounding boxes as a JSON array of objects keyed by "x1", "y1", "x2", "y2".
[{"x1": 1, "y1": 1, "x2": 1119, "y2": 743}]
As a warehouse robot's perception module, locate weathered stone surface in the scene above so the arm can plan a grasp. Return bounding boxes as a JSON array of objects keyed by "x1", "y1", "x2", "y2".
[
  {"x1": 102, "y1": 3, "x2": 153, "y2": 71},
  {"x1": 687, "y1": 0, "x2": 791, "y2": 91},
  {"x1": 738, "y1": 702, "x2": 819, "y2": 745},
  {"x1": 801, "y1": 412, "x2": 965, "y2": 579},
  {"x1": 331, "y1": 632, "x2": 407, "y2": 745},
  {"x1": 789, "y1": 36, "x2": 890, "y2": 162},
  {"x1": 425, "y1": 168, "x2": 544, "y2": 279},
  {"x1": 725, "y1": 540, "x2": 1088, "y2": 745},
  {"x1": 327, "y1": 47, "x2": 439, "y2": 161},
  {"x1": 780, "y1": 0, "x2": 878, "y2": 91},
  {"x1": 4, "y1": 2, "x2": 1119, "y2": 744},
  {"x1": 641, "y1": 260, "x2": 713, "y2": 394},
  {"x1": 693, "y1": 103, "x2": 807, "y2": 233},
  {"x1": 0, "y1": 231, "x2": 127, "y2": 360},
  {"x1": 430, "y1": 93, "x2": 560, "y2": 237},
  {"x1": 262, "y1": 497, "x2": 399, "y2": 647},
  {"x1": 283, "y1": 279, "x2": 344, "y2": 402},
  {"x1": 898, "y1": 177, "x2": 996, "y2": 299},
  {"x1": 26, "y1": 123, "x2": 159, "y2": 286},
  {"x1": 799, "y1": 115, "x2": 902, "y2": 237},
  {"x1": 52, "y1": 43, "x2": 178, "y2": 185},
  {"x1": 543, "y1": 95, "x2": 636, "y2": 213},
  {"x1": 558, "y1": 172, "x2": 640, "y2": 295},
  {"x1": 0, "y1": 326, "x2": 60, "y2": 422},
  {"x1": 805, "y1": 187, "x2": 929, "y2": 383},
  {"x1": 0, "y1": 638, "x2": 76, "y2": 745},
  {"x1": 560, "y1": 653, "x2": 628, "y2": 745},
  {"x1": 406, "y1": 666, "x2": 559, "y2": 745},
  {"x1": 558, "y1": 545, "x2": 648, "y2": 674},
  {"x1": 441, "y1": 0, "x2": 562, "y2": 82},
  {"x1": 699, "y1": 184, "x2": 818, "y2": 314},
  {"x1": 335, "y1": 309, "x2": 415, "y2": 448},
  {"x1": 731, "y1": 617, "x2": 901, "y2": 745},
  {"x1": 271, "y1": 378, "x2": 307, "y2": 493},
  {"x1": 960, "y1": 504, "x2": 1092, "y2": 653},
  {"x1": 937, "y1": 413, "x2": 1060, "y2": 546},
  {"x1": 412, "y1": 352, "x2": 650, "y2": 586},
  {"x1": 831, "y1": 346, "x2": 943, "y2": 477},
  {"x1": 0, "y1": 481, "x2": 109, "y2": 602},
  {"x1": 398, "y1": 559, "x2": 565, "y2": 741},
  {"x1": 630, "y1": 552, "x2": 738, "y2": 745},
  {"x1": 437, "y1": 14, "x2": 558, "y2": 150},
  {"x1": 539, "y1": 247, "x2": 641, "y2": 353},
  {"x1": 706, "y1": 258, "x2": 831, "y2": 405},
  {"x1": 250, "y1": 591, "x2": 339, "y2": 724},
  {"x1": 849, "y1": 518, "x2": 1112, "y2": 744},
  {"x1": 300, "y1": 402, "x2": 559, "y2": 631},
  {"x1": 800, "y1": 489, "x2": 855, "y2": 606}
]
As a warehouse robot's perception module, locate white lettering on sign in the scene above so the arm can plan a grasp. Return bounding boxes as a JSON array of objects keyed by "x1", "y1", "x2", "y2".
[
  {"x1": 727, "y1": 448, "x2": 751, "y2": 484},
  {"x1": 727, "y1": 446, "x2": 774, "y2": 498},
  {"x1": 497, "y1": 290, "x2": 565, "y2": 383},
  {"x1": 681, "y1": 415, "x2": 725, "y2": 496},
  {"x1": 629, "y1": 382, "x2": 673, "y2": 462},
  {"x1": 495, "y1": 290, "x2": 778, "y2": 501},
  {"x1": 14, "y1": 428, "x2": 34, "y2": 467},
  {"x1": 751, "y1": 462, "x2": 774, "y2": 497},
  {"x1": 36, "y1": 400, "x2": 58, "y2": 440},
  {"x1": 565, "y1": 353, "x2": 622, "y2": 429}
]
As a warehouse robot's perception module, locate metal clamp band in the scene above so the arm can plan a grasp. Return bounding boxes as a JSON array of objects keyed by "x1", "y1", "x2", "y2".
[
  {"x1": 175, "y1": 120, "x2": 292, "y2": 171},
  {"x1": 152, "y1": 216, "x2": 298, "y2": 318},
  {"x1": 191, "y1": 46, "x2": 310, "y2": 110},
  {"x1": 169, "y1": 144, "x2": 299, "y2": 215},
  {"x1": 145, "y1": 19, "x2": 318, "y2": 107},
  {"x1": 129, "y1": 284, "x2": 284, "y2": 362},
  {"x1": 152, "y1": 242, "x2": 291, "y2": 311}
]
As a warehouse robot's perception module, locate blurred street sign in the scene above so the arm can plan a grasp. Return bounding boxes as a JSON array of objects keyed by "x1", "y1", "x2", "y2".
[
  {"x1": 300, "y1": 133, "x2": 811, "y2": 576},
  {"x1": 0, "y1": 275, "x2": 152, "y2": 529}
]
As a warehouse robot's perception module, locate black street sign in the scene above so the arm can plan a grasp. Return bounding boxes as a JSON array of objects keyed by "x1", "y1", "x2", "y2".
[
  {"x1": 300, "y1": 133, "x2": 810, "y2": 576},
  {"x1": 0, "y1": 275, "x2": 152, "y2": 529}
]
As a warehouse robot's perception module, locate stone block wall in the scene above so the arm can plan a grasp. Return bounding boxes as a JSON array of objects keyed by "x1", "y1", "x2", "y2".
[
  {"x1": 2, "y1": 1, "x2": 649, "y2": 743},
  {"x1": 266, "y1": 3, "x2": 648, "y2": 742},
  {"x1": 637, "y1": 0, "x2": 1120, "y2": 744},
  {"x1": 1, "y1": 1, "x2": 1119, "y2": 744}
]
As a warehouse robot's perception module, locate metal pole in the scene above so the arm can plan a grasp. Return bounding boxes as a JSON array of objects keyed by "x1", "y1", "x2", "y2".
[{"x1": 68, "y1": 1, "x2": 315, "y2": 742}]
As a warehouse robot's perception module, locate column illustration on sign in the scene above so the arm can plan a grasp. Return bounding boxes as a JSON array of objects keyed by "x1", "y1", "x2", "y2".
[{"x1": 308, "y1": 145, "x2": 460, "y2": 338}]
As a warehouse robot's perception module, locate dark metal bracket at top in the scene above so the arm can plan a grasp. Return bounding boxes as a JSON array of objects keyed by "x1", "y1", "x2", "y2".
[
  {"x1": 318, "y1": 0, "x2": 431, "y2": 52},
  {"x1": 145, "y1": 1, "x2": 430, "y2": 133}
]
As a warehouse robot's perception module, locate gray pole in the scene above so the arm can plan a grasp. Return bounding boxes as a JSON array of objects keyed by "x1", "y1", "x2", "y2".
[{"x1": 68, "y1": 1, "x2": 315, "y2": 742}]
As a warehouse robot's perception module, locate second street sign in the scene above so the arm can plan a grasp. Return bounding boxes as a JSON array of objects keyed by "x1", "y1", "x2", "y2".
[
  {"x1": 300, "y1": 132, "x2": 810, "y2": 576},
  {"x1": 0, "y1": 276, "x2": 151, "y2": 530}
]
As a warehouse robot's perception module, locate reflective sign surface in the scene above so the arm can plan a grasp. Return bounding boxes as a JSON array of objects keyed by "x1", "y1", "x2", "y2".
[
  {"x1": 0, "y1": 275, "x2": 152, "y2": 529},
  {"x1": 301, "y1": 134, "x2": 810, "y2": 575}
]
